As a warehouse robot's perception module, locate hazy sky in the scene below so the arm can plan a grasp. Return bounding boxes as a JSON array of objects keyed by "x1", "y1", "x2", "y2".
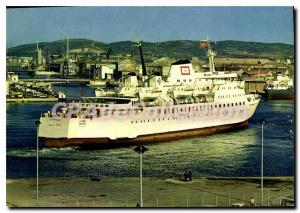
[{"x1": 6, "y1": 6, "x2": 294, "y2": 47}]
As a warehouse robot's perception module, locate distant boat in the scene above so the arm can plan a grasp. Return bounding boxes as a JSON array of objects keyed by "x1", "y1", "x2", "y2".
[
  {"x1": 87, "y1": 80, "x2": 107, "y2": 87},
  {"x1": 265, "y1": 74, "x2": 294, "y2": 100}
]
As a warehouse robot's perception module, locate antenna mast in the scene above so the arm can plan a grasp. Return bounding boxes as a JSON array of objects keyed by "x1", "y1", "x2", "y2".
[
  {"x1": 200, "y1": 36, "x2": 216, "y2": 72},
  {"x1": 206, "y1": 37, "x2": 216, "y2": 72}
]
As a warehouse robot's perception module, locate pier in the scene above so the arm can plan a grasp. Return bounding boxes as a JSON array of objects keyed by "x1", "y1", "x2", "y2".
[
  {"x1": 6, "y1": 176, "x2": 294, "y2": 207},
  {"x1": 7, "y1": 98, "x2": 59, "y2": 103},
  {"x1": 22, "y1": 78, "x2": 90, "y2": 85}
]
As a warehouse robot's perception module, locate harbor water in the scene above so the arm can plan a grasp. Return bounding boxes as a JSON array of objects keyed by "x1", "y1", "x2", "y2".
[{"x1": 6, "y1": 84, "x2": 294, "y2": 178}]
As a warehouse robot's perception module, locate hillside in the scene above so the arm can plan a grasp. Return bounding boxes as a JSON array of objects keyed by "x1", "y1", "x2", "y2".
[{"x1": 7, "y1": 39, "x2": 294, "y2": 59}]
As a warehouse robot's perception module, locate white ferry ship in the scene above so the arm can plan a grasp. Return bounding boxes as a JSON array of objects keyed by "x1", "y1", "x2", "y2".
[{"x1": 38, "y1": 40, "x2": 260, "y2": 148}]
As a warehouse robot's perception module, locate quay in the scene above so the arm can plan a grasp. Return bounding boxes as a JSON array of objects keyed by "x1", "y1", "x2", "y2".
[
  {"x1": 7, "y1": 98, "x2": 59, "y2": 103},
  {"x1": 6, "y1": 176, "x2": 294, "y2": 207},
  {"x1": 22, "y1": 78, "x2": 90, "y2": 85}
]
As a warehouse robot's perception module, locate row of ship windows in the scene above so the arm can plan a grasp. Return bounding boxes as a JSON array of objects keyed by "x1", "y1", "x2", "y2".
[
  {"x1": 131, "y1": 116, "x2": 195, "y2": 124},
  {"x1": 151, "y1": 102, "x2": 246, "y2": 114},
  {"x1": 218, "y1": 94, "x2": 242, "y2": 98},
  {"x1": 99, "y1": 102, "x2": 246, "y2": 117},
  {"x1": 220, "y1": 86, "x2": 237, "y2": 90},
  {"x1": 176, "y1": 79, "x2": 226, "y2": 83},
  {"x1": 130, "y1": 109, "x2": 244, "y2": 124},
  {"x1": 80, "y1": 101, "x2": 246, "y2": 114},
  {"x1": 73, "y1": 102, "x2": 247, "y2": 117},
  {"x1": 177, "y1": 79, "x2": 193, "y2": 82},
  {"x1": 136, "y1": 102, "x2": 244, "y2": 114},
  {"x1": 175, "y1": 86, "x2": 209, "y2": 91}
]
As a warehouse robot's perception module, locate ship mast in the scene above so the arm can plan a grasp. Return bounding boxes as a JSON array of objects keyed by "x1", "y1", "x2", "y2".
[
  {"x1": 200, "y1": 36, "x2": 216, "y2": 73},
  {"x1": 206, "y1": 37, "x2": 216, "y2": 72}
]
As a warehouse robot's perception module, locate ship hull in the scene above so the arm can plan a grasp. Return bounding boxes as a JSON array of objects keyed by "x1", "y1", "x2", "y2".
[{"x1": 40, "y1": 120, "x2": 248, "y2": 148}]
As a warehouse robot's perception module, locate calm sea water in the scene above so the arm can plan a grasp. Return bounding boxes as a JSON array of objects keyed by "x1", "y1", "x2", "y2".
[{"x1": 6, "y1": 84, "x2": 295, "y2": 178}]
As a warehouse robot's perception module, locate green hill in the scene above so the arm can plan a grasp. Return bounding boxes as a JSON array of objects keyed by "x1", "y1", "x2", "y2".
[{"x1": 7, "y1": 39, "x2": 294, "y2": 59}]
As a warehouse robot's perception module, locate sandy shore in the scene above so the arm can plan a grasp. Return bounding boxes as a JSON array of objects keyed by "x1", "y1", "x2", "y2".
[{"x1": 6, "y1": 176, "x2": 294, "y2": 208}]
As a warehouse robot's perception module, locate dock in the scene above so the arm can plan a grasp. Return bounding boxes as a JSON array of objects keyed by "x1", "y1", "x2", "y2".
[
  {"x1": 6, "y1": 176, "x2": 294, "y2": 207},
  {"x1": 6, "y1": 98, "x2": 59, "y2": 103},
  {"x1": 22, "y1": 78, "x2": 90, "y2": 85}
]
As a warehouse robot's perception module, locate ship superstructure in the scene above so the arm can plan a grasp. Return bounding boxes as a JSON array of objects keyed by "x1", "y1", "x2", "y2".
[{"x1": 38, "y1": 39, "x2": 260, "y2": 148}]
